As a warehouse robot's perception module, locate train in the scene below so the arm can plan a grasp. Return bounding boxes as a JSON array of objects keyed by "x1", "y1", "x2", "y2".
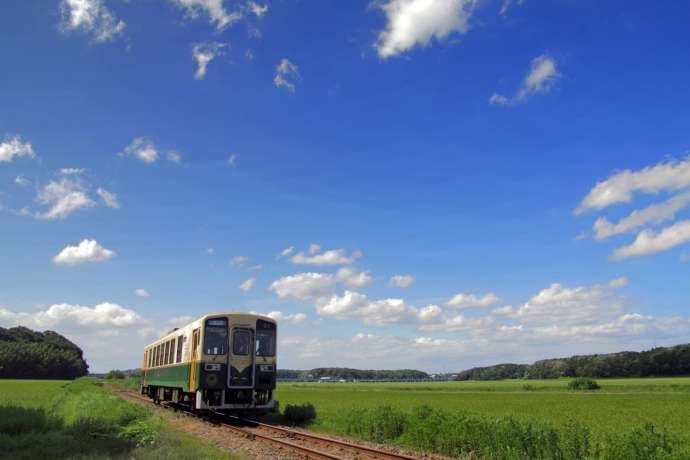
[{"x1": 140, "y1": 312, "x2": 277, "y2": 412}]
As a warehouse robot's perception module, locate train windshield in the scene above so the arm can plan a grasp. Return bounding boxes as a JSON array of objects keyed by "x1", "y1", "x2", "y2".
[
  {"x1": 255, "y1": 319, "x2": 276, "y2": 357},
  {"x1": 204, "y1": 318, "x2": 227, "y2": 355}
]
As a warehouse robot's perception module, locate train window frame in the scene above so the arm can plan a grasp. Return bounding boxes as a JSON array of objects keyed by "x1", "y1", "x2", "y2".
[
  {"x1": 232, "y1": 330, "x2": 250, "y2": 355},
  {"x1": 176, "y1": 335, "x2": 184, "y2": 362},
  {"x1": 168, "y1": 339, "x2": 174, "y2": 364},
  {"x1": 255, "y1": 320, "x2": 276, "y2": 357},
  {"x1": 204, "y1": 318, "x2": 228, "y2": 355}
]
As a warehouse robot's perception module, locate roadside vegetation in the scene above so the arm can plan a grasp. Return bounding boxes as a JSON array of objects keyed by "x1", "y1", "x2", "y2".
[{"x1": 0, "y1": 378, "x2": 231, "y2": 459}]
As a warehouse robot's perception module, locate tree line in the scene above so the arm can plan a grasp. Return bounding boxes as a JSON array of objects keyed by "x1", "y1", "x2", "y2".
[
  {"x1": 0, "y1": 326, "x2": 89, "y2": 379},
  {"x1": 278, "y1": 367, "x2": 429, "y2": 380},
  {"x1": 456, "y1": 343, "x2": 690, "y2": 380}
]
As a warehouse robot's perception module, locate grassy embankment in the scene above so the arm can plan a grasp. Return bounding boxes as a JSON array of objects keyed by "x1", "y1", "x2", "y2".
[
  {"x1": 275, "y1": 377, "x2": 690, "y2": 459},
  {"x1": 0, "y1": 378, "x2": 232, "y2": 460}
]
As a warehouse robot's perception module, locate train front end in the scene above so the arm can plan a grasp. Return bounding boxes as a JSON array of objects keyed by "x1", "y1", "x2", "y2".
[{"x1": 195, "y1": 313, "x2": 277, "y2": 412}]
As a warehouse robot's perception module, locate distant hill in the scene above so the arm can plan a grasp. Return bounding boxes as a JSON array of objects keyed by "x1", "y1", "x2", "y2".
[
  {"x1": 278, "y1": 367, "x2": 429, "y2": 381},
  {"x1": 456, "y1": 343, "x2": 690, "y2": 380},
  {"x1": 0, "y1": 326, "x2": 89, "y2": 379}
]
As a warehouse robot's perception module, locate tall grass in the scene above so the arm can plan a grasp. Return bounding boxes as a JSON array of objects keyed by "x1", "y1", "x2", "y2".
[{"x1": 335, "y1": 405, "x2": 690, "y2": 460}]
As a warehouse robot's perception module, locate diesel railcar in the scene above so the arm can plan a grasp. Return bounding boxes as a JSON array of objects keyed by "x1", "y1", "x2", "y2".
[{"x1": 140, "y1": 312, "x2": 277, "y2": 412}]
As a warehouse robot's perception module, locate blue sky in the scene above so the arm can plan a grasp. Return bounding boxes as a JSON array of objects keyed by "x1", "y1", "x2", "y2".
[{"x1": 2, "y1": 0, "x2": 690, "y2": 373}]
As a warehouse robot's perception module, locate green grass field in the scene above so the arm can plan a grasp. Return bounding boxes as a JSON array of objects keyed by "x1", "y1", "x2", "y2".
[
  {"x1": 275, "y1": 377, "x2": 690, "y2": 458},
  {"x1": 0, "y1": 378, "x2": 232, "y2": 460}
]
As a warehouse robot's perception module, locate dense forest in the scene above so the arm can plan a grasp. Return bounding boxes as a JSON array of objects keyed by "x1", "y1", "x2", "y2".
[
  {"x1": 277, "y1": 367, "x2": 429, "y2": 380},
  {"x1": 456, "y1": 343, "x2": 690, "y2": 380},
  {"x1": 0, "y1": 326, "x2": 89, "y2": 379}
]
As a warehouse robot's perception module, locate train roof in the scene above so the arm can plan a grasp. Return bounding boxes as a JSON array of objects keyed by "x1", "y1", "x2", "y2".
[{"x1": 144, "y1": 312, "x2": 276, "y2": 348}]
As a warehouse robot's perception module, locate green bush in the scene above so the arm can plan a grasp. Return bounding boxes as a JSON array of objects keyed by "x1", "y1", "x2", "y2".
[
  {"x1": 283, "y1": 403, "x2": 317, "y2": 425},
  {"x1": 568, "y1": 377, "x2": 601, "y2": 390},
  {"x1": 522, "y1": 383, "x2": 537, "y2": 391},
  {"x1": 106, "y1": 369, "x2": 126, "y2": 380},
  {"x1": 341, "y1": 405, "x2": 406, "y2": 443}
]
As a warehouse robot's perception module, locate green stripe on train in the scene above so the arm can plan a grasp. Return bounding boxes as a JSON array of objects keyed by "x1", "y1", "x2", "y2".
[{"x1": 144, "y1": 363, "x2": 199, "y2": 392}]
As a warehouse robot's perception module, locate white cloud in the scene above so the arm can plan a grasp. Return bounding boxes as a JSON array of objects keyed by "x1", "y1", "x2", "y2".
[
  {"x1": 274, "y1": 58, "x2": 300, "y2": 93},
  {"x1": 172, "y1": 0, "x2": 242, "y2": 30},
  {"x1": 499, "y1": 0, "x2": 524, "y2": 16},
  {"x1": 34, "y1": 178, "x2": 96, "y2": 220},
  {"x1": 228, "y1": 153, "x2": 238, "y2": 167},
  {"x1": 316, "y1": 290, "x2": 427, "y2": 326},
  {"x1": 120, "y1": 137, "x2": 158, "y2": 163},
  {"x1": 390, "y1": 274, "x2": 415, "y2": 288},
  {"x1": 612, "y1": 220, "x2": 690, "y2": 260},
  {"x1": 594, "y1": 191, "x2": 690, "y2": 240},
  {"x1": 239, "y1": 277, "x2": 256, "y2": 291},
  {"x1": 336, "y1": 267, "x2": 372, "y2": 288},
  {"x1": 59, "y1": 0, "x2": 125, "y2": 42},
  {"x1": 447, "y1": 292, "x2": 501, "y2": 309},
  {"x1": 0, "y1": 136, "x2": 35, "y2": 163},
  {"x1": 247, "y1": 1, "x2": 267, "y2": 17},
  {"x1": 264, "y1": 310, "x2": 306, "y2": 324},
  {"x1": 192, "y1": 42, "x2": 227, "y2": 80},
  {"x1": 58, "y1": 168, "x2": 85, "y2": 175},
  {"x1": 0, "y1": 302, "x2": 140, "y2": 329},
  {"x1": 374, "y1": 0, "x2": 476, "y2": 59},
  {"x1": 248, "y1": 264, "x2": 263, "y2": 271},
  {"x1": 291, "y1": 247, "x2": 362, "y2": 265},
  {"x1": 308, "y1": 243, "x2": 321, "y2": 254},
  {"x1": 230, "y1": 255, "x2": 248, "y2": 267},
  {"x1": 134, "y1": 288, "x2": 150, "y2": 298},
  {"x1": 278, "y1": 246, "x2": 294, "y2": 258},
  {"x1": 270, "y1": 272, "x2": 336, "y2": 300},
  {"x1": 96, "y1": 187, "x2": 119, "y2": 209},
  {"x1": 206, "y1": 247, "x2": 215, "y2": 255},
  {"x1": 167, "y1": 151, "x2": 182, "y2": 163},
  {"x1": 576, "y1": 156, "x2": 690, "y2": 213},
  {"x1": 14, "y1": 176, "x2": 30, "y2": 187},
  {"x1": 53, "y1": 239, "x2": 116, "y2": 266},
  {"x1": 491, "y1": 55, "x2": 560, "y2": 106}
]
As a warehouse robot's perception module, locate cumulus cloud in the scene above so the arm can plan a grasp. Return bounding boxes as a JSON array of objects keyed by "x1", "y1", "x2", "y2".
[
  {"x1": 612, "y1": 220, "x2": 690, "y2": 260},
  {"x1": 53, "y1": 239, "x2": 116, "y2": 265},
  {"x1": 192, "y1": 42, "x2": 227, "y2": 80},
  {"x1": 336, "y1": 267, "x2": 372, "y2": 288},
  {"x1": 58, "y1": 168, "x2": 85, "y2": 175},
  {"x1": 278, "y1": 246, "x2": 294, "y2": 258},
  {"x1": 96, "y1": 187, "x2": 119, "y2": 209},
  {"x1": 274, "y1": 58, "x2": 300, "y2": 93},
  {"x1": 230, "y1": 255, "x2": 248, "y2": 267},
  {"x1": 120, "y1": 137, "x2": 158, "y2": 163},
  {"x1": 270, "y1": 272, "x2": 336, "y2": 300},
  {"x1": 247, "y1": 1, "x2": 268, "y2": 17},
  {"x1": 594, "y1": 191, "x2": 690, "y2": 240},
  {"x1": 172, "y1": 0, "x2": 242, "y2": 30},
  {"x1": 316, "y1": 290, "x2": 419, "y2": 325},
  {"x1": 35, "y1": 178, "x2": 96, "y2": 220},
  {"x1": 447, "y1": 292, "x2": 501, "y2": 309},
  {"x1": 14, "y1": 176, "x2": 30, "y2": 187},
  {"x1": 491, "y1": 55, "x2": 560, "y2": 106},
  {"x1": 291, "y1": 247, "x2": 362, "y2": 265},
  {"x1": 134, "y1": 288, "x2": 150, "y2": 298},
  {"x1": 263, "y1": 310, "x2": 306, "y2": 324},
  {"x1": 374, "y1": 0, "x2": 476, "y2": 59},
  {"x1": 390, "y1": 274, "x2": 415, "y2": 288},
  {"x1": 239, "y1": 277, "x2": 256, "y2": 291},
  {"x1": 576, "y1": 156, "x2": 690, "y2": 214},
  {"x1": 167, "y1": 151, "x2": 182, "y2": 164},
  {"x1": 59, "y1": 0, "x2": 125, "y2": 42},
  {"x1": 0, "y1": 136, "x2": 35, "y2": 163},
  {"x1": 0, "y1": 302, "x2": 141, "y2": 329}
]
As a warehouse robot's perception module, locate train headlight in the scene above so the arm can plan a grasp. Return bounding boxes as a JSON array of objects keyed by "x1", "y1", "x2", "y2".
[
  {"x1": 204, "y1": 363, "x2": 221, "y2": 371},
  {"x1": 259, "y1": 364, "x2": 274, "y2": 372}
]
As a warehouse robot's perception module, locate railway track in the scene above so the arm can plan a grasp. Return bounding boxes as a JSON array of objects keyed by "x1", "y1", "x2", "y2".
[{"x1": 123, "y1": 391, "x2": 420, "y2": 460}]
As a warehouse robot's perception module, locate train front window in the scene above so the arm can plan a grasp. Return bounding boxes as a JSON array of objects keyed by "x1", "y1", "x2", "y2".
[
  {"x1": 204, "y1": 318, "x2": 227, "y2": 355},
  {"x1": 255, "y1": 319, "x2": 276, "y2": 357},
  {"x1": 233, "y1": 330, "x2": 250, "y2": 355}
]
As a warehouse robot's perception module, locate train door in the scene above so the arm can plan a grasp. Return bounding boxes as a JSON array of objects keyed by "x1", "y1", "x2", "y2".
[
  {"x1": 228, "y1": 327, "x2": 254, "y2": 388},
  {"x1": 188, "y1": 328, "x2": 200, "y2": 391}
]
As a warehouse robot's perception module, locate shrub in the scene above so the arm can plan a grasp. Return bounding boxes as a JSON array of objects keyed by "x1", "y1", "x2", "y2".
[
  {"x1": 106, "y1": 370, "x2": 126, "y2": 380},
  {"x1": 522, "y1": 383, "x2": 537, "y2": 391},
  {"x1": 283, "y1": 403, "x2": 317, "y2": 425},
  {"x1": 568, "y1": 377, "x2": 601, "y2": 390}
]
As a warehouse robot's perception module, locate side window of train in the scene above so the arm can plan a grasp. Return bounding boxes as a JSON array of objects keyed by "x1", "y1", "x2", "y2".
[
  {"x1": 233, "y1": 330, "x2": 250, "y2": 355},
  {"x1": 176, "y1": 336, "x2": 184, "y2": 362}
]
